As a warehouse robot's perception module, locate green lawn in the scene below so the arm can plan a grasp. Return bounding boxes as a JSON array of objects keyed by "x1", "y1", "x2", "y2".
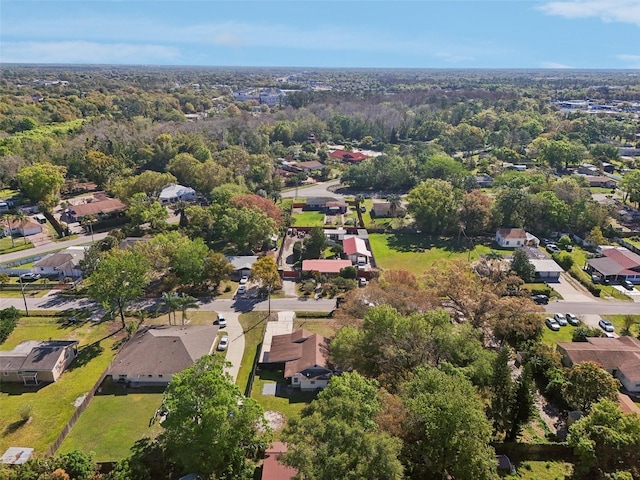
[
  {"x1": 0, "y1": 237, "x2": 33, "y2": 254},
  {"x1": 606, "y1": 314, "x2": 640, "y2": 337},
  {"x1": 236, "y1": 312, "x2": 269, "y2": 394},
  {"x1": 542, "y1": 324, "x2": 580, "y2": 345},
  {"x1": 58, "y1": 382, "x2": 163, "y2": 462},
  {"x1": 293, "y1": 318, "x2": 340, "y2": 338},
  {"x1": 291, "y1": 211, "x2": 326, "y2": 227},
  {"x1": 505, "y1": 461, "x2": 573, "y2": 480},
  {"x1": 0, "y1": 315, "x2": 121, "y2": 454},
  {"x1": 369, "y1": 233, "x2": 494, "y2": 275}
]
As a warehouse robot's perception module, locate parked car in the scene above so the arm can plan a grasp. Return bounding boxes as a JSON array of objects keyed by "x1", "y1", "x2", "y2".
[
  {"x1": 541, "y1": 238, "x2": 553, "y2": 246},
  {"x1": 531, "y1": 294, "x2": 549, "y2": 305},
  {"x1": 553, "y1": 313, "x2": 568, "y2": 326},
  {"x1": 217, "y1": 335, "x2": 229, "y2": 351},
  {"x1": 216, "y1": 314, "x2": 227, "y2": 328},
  {"x1": 546, "y1": 244, "x2": 561, "y2": 254},
  {"x1": 19, "y1": 273, "x2": 41, "y2": 282},
  {"x1": 239, "y1": 275, "x2": 249, "y2": 285},
  {"x1": 237, "y1": 285, "x2": 247, "y2": 295},
  {"x1": 566, "y1": 313, "x2": 580, "y2": 326},
  {"x1": 358, "y1": 278, "x2": 368, "y2": 287},
  {"x1": 599, "y1": 318, "x2": 615, "y2": 333},
  {"x1": 621, "y1": 279, "x2": 635, "y2": 291},
  {"x1": 545, "y1": 317, "x2": 561, "y2": 331},
  {"x1": 565, "y1": 245, "x2": 573, "y2": 252}
]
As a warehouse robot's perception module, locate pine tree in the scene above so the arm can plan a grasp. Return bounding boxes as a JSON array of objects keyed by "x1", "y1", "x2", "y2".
[
  {"x1": 508, "y1": 366, "x2": 536, "y2": 441},
  {"x1": 490, "y1": 347, "x2": 514, "y2": 437}
]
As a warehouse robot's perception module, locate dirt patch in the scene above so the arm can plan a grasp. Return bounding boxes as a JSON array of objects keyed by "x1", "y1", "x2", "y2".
[{"x1": 264, "y1": 410, "x2": 286, "y2": 432}]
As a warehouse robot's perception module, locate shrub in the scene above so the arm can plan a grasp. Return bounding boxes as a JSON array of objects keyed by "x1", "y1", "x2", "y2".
[
  {"x1": 553, "y1": 252, "x2": 574, "y2": 270},
  {"x1": 19, "y1": 403, "x2": 32, "y2": 421},
  {"x1": 0, "y1": 306, "x2": 20, "y2": 344},
  {"x1": 573, "y1": 326, "x2": 604, "y2": 342}
]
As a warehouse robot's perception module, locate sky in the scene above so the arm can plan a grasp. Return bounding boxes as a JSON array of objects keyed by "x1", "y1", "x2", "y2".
[{"x1": 1, "y1": 0, "x2": 639, "y2": 69}]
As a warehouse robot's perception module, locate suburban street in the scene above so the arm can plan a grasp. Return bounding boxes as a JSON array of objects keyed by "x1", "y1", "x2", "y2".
[
  {"x1": 0, "y1": 231, "x2": 108, "y2": 264},
  {"x1": 281, "y1": 179, "x2": 343, "y2": 199}
]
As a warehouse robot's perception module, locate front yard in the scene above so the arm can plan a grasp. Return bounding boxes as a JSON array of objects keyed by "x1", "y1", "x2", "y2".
[
  {"x1": 369, "y1": 233, "x2": 493, "y2": 275},
  {"x1": 0, "y1": 315, "x2": 121, "y2": 454},
  {"x1": 290, "y1": 211, "x2": 326, "y2": 227}
]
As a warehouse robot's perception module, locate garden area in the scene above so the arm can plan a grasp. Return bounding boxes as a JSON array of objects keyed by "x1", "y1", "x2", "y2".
[
  {"x1": 369, "y1": 233, "x2": 494, "y2": 275},
  {"x1": 0, "y1": 314, "x2": 122, "y2": 454}
]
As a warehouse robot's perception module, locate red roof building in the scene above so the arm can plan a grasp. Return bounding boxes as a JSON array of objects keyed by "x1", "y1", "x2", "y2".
[
  {"x1": 328, "y1": 149, "x2": 370, "y2": 163},
  {"x1": 302, "y1": 259, "x2": 352, "y2": 274},
  {"x1": 261, "y1": 442, "x2": 297, "y2": 480}
]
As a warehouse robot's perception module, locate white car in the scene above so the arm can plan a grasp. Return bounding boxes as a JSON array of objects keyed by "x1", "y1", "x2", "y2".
[
  {"x1": 216, "y1": 314, "x2": 227, "y2": 328},
  {"x1": 545, "y1": 317, "x2": 561, "y2": 331},
  {"x1": 217, "y1": 335, "x2": 229, "y2": 351},
  {"x1": 599, "y1": 319, "x2": 615, "y2": 333},
  {"x1": 553, "y1": 313, "x2": 567, "y2": 326},
  {"x1": 239, "y1": 275, "x2": 249, "y2": 285}
]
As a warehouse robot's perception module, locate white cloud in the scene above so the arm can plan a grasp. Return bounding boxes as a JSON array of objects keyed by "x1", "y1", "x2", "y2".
[
  {"x1": 540, "y1": 61, "x2": 575, "y2": 68},
  {"x1": 539, "y1": 0, "x2": 640, "y2": 27},
  {"x1": 0, "y1": 41, "x2": 180, "y2": 64},
  {"x1": 616, "y1": 53, "x2": 640, "y2": 67}
]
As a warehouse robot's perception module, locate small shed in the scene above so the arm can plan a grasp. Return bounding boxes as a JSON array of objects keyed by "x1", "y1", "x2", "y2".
[{"x1": 1, "y1": 447, "x2": 34, "y2": 465}]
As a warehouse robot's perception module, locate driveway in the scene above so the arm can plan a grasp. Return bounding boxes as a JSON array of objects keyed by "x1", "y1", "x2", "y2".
[
  {"x1": 611, "y1": 284, "x2": 640, "y2": 302},
  {"x1": 548, "y1": 273, "x2": 596, "y2": 303},
  {"x1": 219, "y1": 310, "x2": 244, "y2": 382}
]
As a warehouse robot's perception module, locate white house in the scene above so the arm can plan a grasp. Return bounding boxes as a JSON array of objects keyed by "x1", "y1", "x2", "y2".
[
  {"x1": 33, "y1": 246, "x2": 87, "y2": 278},
  {"x1": 1, "y1": 217, "x2": 43, "y2": 238},
  {"x1": 342, "y1": 236, "x2": 372, "y2": 265},
  {"x1": 159, "y1": 184, "x2": 196, "y2": 205},
  {"x1": 495, "y1": 228, "x2": 539, "y2": 248},
  {"x1": 529, "y1": 258, "x2": 564, "y2": 281}
]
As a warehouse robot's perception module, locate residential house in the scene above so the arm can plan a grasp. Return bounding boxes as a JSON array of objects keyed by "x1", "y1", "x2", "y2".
[
  {"x1": 328, "y1": 150, "x2": 369, "y2": 164},
  {"x1": 578, "y1": 163, "x2": 600, "y2": 176},
  {"x1": 66, "y1": 197, "x2": 126, "y2": 222},
  {"x1": 495, "y1": 228, "x2": 539, "y2": 248},
  {"x1": 557, "y1": 336, "x2": 640, "y2": 394},
  {"x1": 262, "y1": 443, "x2": 297, "y2": 480},
  {"x1": 475, "y1": 175, "x2": 494, "y2": 188},
  {"x1": 583, "y1": 175, "x2": 617, "y2": 188},
  {"x1": 302, "y1": 259, "x2": 352, "y2": 275},
  {"x1": 1, "y1": 217, "x2": 43, "y2": 237},
  {"x1": 371, "y1": 201, "x2": 406, "y2": 218},
  {"x1": 602, "y1": 162, "x2": 615, "y2": 174},
  {"x1": 342, "y1": 236, "x2": 372, "y2": 266},
  {"x1": 33, "y1": 246, "x2": 86, "y2": 278},
  {"x1": 108, "y1": 325, "x2": 218, "y2": 387},
  {"x1": 0, "y1": 340, "x2": 78, "y2": 385},
  {"x1": 528, "y1": 258, "x2": 564, "y2": 281},
  {"x1": 226, "y1": 255, "x2": 258, "y2": 280},
  {"x1": 289, "y1": 161, "x2": 324, "y2": 173},
  {"x1": 304, "y1": 197, "x2": 347, "y2": 214},
  {"x1": 586, "y1": 247, "x2": 640, "y2": 284},
  {"x1": 260, "y1": 329, "x2": 332, "y2": 391},
  {"x1": 159, "y1": 184, "x2": 197, "y2": 205}
]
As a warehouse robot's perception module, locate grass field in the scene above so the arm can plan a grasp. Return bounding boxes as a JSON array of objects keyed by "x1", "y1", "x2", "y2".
[
  {"x1": 0, "y1": 316, "x2": 121, "y2": 454},
  {"x1": 606, "y1": 314, "x2": 640, "y2": 337},
  {"x1": 58, "y1": 381, "x2": 164, "y2": 461},
  {"x1": 0, "y1": 236, "x2": 33, "y2": 254},
  {"x1": 293, "y1": 318, "x2": 340, "y2": 338},
  {"x1": 541, "y1": 323, "x2": 580, "y2": 345},
  {"x1": 505, "y1": 461, "x2": 573, "y2": 480},
  {"x1": 369, "y1": 233, "x2": 494, "y2": 275},
  {"x1": 236, "y1": 312, "x2": 269, "y2": 395},
  {"x1": 291, "y1": 211, "x2": 326, "y2": 227}
]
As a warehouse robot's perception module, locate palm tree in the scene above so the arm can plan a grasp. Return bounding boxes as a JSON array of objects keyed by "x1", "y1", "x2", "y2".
[
  {"x1": 1, "y1": 213, "x2": 15, "y2": 248},
  {"x1": 622, "y1": 315, "x2": 637, "y2": 336},
  {"x1": 387, "y1": 194, "x2": 401, "y2": 218},
  {"x1": 171, "y1": 201, "x2": 190, "y2": 228},
  {"x1": 161, "y1": 291, "x2": 180, "y2": 325},
  {"x1": 177, "y1": 294, "x2": 199, "y2": 326},
  {"x1": 81, "y1": 214, "x2": 97, "y2": 242},
  {"x1": 12, "y1": 211, "x2": 28, "y2": 245}
]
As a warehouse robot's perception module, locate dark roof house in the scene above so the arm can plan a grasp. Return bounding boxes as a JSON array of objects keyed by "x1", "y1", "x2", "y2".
[
  {"x1": 109, "y1": 325, "x2": 217, "y2": 386},
  {"x1": 0, "y1": 340, "x2": 78, "y2": 384}
]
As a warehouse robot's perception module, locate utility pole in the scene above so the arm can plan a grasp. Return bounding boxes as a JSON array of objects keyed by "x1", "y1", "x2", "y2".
[{"x1": 18, "y1": 276, "x2": 29, "y2": 316}]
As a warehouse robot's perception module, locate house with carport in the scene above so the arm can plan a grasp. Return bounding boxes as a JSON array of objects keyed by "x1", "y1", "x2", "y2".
[
  {"x1": 586, "y1": 247, "x2": 640, "y2": 284},
  {"x1": 495, "y1": 228, "x2": 539, "y2": 248}
]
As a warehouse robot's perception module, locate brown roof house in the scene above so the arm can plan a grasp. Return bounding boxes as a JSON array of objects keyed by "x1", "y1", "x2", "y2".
[
  {"x1": 0, "y1": 340, "x2": 78, "y2": 385},
  {"x1": 109, "y1": 325, "x2": 217, "y2": 387},
  {"x1": 261, "y1": 330, "x2": 332, "y2": 391},
  {"x1": 1, "y1": 217, "x2": 43, "y2": 237},
  {"x1": 557, "y1": 336, "x2": 640, "y2": 394},
  {"x1": 67, "y1": 197, "x2": 126, "y2": 222}
]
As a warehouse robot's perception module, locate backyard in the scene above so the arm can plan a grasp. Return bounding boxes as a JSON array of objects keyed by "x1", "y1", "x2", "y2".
[
  {"x1": 58, "y1": 379, "x2": 164, "y2": 461},
  {"x1": 369, "y1": 233, "x2": 494, "y2": 275},
  {"x1": 0, "y1": 315, "x2": 122, "y2": 454},
  {"x1": 290, "y1": 211, "x2": 325, "y2": 227}
]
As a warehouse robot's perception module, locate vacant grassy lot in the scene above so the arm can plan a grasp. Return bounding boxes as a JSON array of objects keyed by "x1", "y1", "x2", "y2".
[
  {"x1": 505, "y1": 460, "x2": 573, "y2": 480},
  {"x1": 58, "y1": 381, "x2": 163, "y2": 461},
  {"x1": 291, "y1": 211, "x2": 325, "y2": 227},
  {"x1": 235, "y1": 312, "x2": 269, "y2": 395},
  {"x1": 293, "y1": 318, "x2": 340, "y2": 338},
  {"x1": 369, "y1": 233, "x2": 493, "y2": 275},
  {"x1": 0, "y1": 315, "x2": 121, "y2": 454},
  {"x1": 0, "y1": 237, "x2": 33, "y2": 254}
]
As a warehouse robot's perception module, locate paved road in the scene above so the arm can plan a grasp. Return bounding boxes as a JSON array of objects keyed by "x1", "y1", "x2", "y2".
[
  {"x1": 0, "y1": 232, "x2": 108, "y2": 264},
  {"x1": 544, "y1": 300, "x2": 639, "y2": 315},
  {"x1": 281, "y1": 180, "x2": 343, "y2": 199}
]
